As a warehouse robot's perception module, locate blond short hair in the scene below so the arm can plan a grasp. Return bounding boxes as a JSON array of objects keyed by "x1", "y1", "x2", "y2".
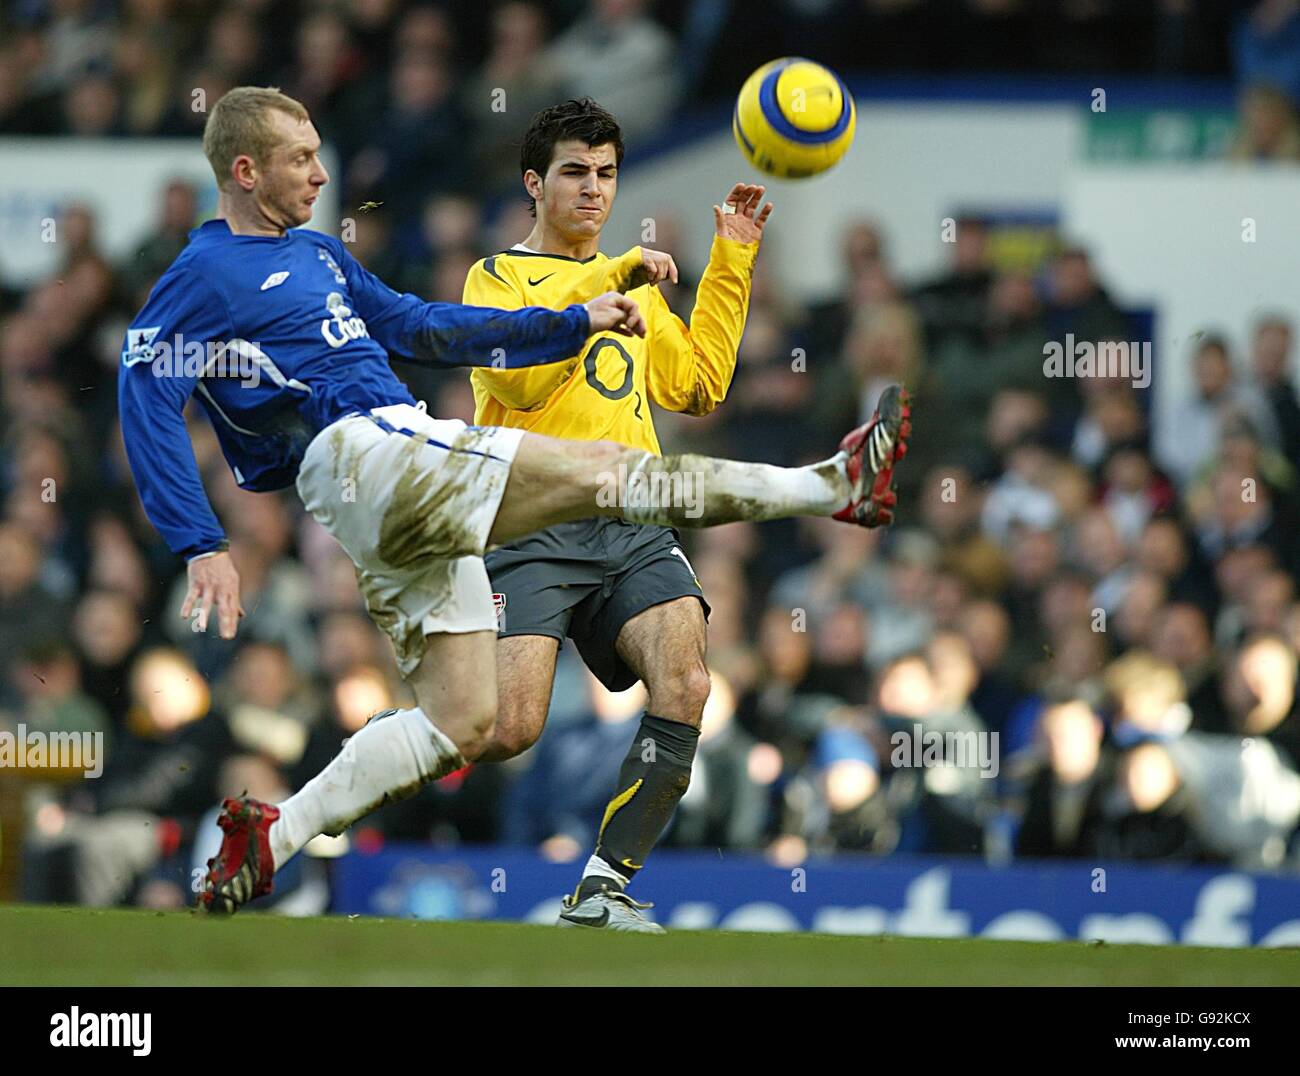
[{"x1": 203, "y1": 87, "x2": 310, "y2": 190}]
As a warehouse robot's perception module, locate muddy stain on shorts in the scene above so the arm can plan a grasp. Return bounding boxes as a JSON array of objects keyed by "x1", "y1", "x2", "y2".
[{"x1": 376, "y1": 434, "x2": 486, "y2": 570}]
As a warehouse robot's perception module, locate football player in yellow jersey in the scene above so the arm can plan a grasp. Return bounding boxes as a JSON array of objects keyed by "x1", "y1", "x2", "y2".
[{"x1": 461, "y1": 99, "x2": 909, "y2": 931}]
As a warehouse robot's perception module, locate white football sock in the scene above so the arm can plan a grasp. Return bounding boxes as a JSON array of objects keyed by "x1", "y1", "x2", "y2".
[
  {"x1": 268, "y1": 707, "x2": 464, "y2": 870},
  {"x1": 581, "y1": 855, "x2": 631, "y2": 890},
  {"x1": 619, "y1": 451, "x2": 850, "y2": 527}
]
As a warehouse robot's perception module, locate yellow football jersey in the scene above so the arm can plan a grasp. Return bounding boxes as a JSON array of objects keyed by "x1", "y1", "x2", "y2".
[{"x1": 463, "y1": 236, "x2": 758, "y2": 456}]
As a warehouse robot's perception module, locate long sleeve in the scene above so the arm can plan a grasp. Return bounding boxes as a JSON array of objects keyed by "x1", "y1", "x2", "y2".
[
  {"x1": 644, "y1": 235, "x2": 757, "y2": 416},
  {"x1": 118, "y1": 271, "x2": 230, "y2": 560},
  {"x1": 336, "y1": 239, "x2": 592, "y2": 370}
]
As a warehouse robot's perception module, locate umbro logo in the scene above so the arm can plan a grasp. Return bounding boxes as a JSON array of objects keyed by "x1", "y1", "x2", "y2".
[
  {"x1": 528, "y1": 273, "x2": 556, "y2": 286},
  {"x1": 260, "y1": 271, "x2": 290, "y2": 291}
]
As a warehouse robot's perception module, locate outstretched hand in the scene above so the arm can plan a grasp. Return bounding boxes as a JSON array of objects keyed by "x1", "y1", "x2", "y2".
[
  {"x1": 714, "y1": 183, "x2": 774, "y2": 243},
  {"x1": 181, "y1": 550, "x2": 244, "y2": 640}
]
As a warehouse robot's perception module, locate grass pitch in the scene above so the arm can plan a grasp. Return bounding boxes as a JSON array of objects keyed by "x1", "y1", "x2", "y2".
[{"x1": 2, "y1": 905, "x2": 1298, "y2": 986}]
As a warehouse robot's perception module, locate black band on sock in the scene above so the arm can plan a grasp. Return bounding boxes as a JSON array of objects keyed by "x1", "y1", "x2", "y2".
[{"x1": 592, "y1": 713, "x2": 700, "y2": 882}]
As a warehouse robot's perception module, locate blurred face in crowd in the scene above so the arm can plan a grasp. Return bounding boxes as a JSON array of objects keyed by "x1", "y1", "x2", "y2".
[
  {"x1": 1051, "y1": 251, "x2": 1095, "y2": 306},
  {"x1": 1152, "y1": 603, "x2": 1212, "y2": 670},
  {"x1": 877, "y1": 655, "x2": 935, "y2": 718},
  {"x1": 1041, "y1": 700, "x2": 1103, "y2": 784},
  {"x1": 493, "y1": 1, "x2": 546, "y2": 60},
  {"x1": 1211, "y1": 466, "x2": 1267, "y2": 529},
  {"x1": 73, "y1": 590, "x2": 142, "y2": 668},
  {"x1": 230, "y1": 642, "x2": 296, "y2": 710},
  {"x1": 1252, "y1": 321, "x2": 1292, "y2": 385},
  {"x1": 825, "y1": 757, "x2": 879, "y2": 815},
  {"x1": 1137, "y1": 518, "x2": 1187, "y2": 579},
  {"x1": 1039, "y1": 574, "x2": 1092, "y2": 638},
  {"x1": 1120, "y1": 744, "x2": 1180, "y2": 813},
  {"x1": 1076, "y1": 513, "x2": 1126, "y2": 577},
  {"x1": 1194, "y1": 342, "x2": 1231, "y2": 400},
  {"x1": 0, "y1": 522, "x2": 40, "y2": 599},
  {"x1": 162, "y1": 182, "x2": 197, "y2": 233},
  {"x1": 1246, "y1": 570, "x2": 1295, "y2": 633},
  {"x1": 333, "y1": 666, "x2": 396, "y2": 732},
  {"x1": 986, "y1": 389, "x2": 1047, "y2": 450},
  {"x1": 960, "y1": 600, "x2": 1010, "y2": 672},
  {"x1": 1116, "y1": 572, "x2": 1167, "y2": 648},
  {"x1": 1215, "y1": 544, "x2": 1274, "y2": 603},
  {"x1": 1008, "y1": 526, "x2": 1059, "y2": 589},
  {"x1": 988, "y1": 270, "x2": 1037, "y2": 323},
  {"x1": 927, "y1": 632, "x2": 978, "y2": 711},
  {"x1": 921, "y1": 465, "x2": 977, "y2": 535},
  {"x1": 815, "y1": 603, "x2": 868, "y2": 667},
  {"x1": 1108, "y1": 654, "x2": 1185, "y2": 728},
  {"x1": 129, "y1": 650, "x2": 209, "y2": 732},
  {"x1": 1051, "y1": 624, "x2": 1106, "y2": 686},
  {"x1": 760, "y1": 606, "x2": 812, "y2": 683},
  {"x1": 1224, "y1": 636, "x2": 1297, "y2": 730},
  {"x1": 843, "y1": 220, "x2": 884, "y2": 277},
  {"x1": 951, "y1": 219, "x2": 988, "y2": 274},
  {"x1": 527, "y1": 138, "x2": 618, "y2": 243}
]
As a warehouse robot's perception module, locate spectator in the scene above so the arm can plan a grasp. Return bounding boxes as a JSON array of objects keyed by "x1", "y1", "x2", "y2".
[
  {"x1": 544, "y1": 0, "x2": 679, "y2": 140},
  {"x1": 464, "y1": 2, "x2": 566, "y2": 195},
  {"x1": 1016, "y1": 698, "x2": 1112, "y2": 859},
  {"x1": 1158, "y1": 335, "x2": 1280, "y2": 488},
  {"x1": 1096, "y1": 743, "x2": 1220, "y2": 862}
]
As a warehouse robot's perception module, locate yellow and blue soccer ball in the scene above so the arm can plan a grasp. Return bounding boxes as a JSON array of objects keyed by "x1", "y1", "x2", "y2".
[{"x1": 733, "y1": 57, "x2": 856, "y2": 179}]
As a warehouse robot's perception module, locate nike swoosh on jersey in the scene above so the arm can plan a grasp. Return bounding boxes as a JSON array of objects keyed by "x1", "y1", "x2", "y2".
[{"x1": 528, "y1": 273, "x2": 557, "y2": 286}]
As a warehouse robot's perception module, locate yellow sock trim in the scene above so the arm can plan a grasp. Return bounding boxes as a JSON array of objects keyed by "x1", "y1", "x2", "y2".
[{"x1": 596, "y1": 778, "x2": 643, "y2": 845}]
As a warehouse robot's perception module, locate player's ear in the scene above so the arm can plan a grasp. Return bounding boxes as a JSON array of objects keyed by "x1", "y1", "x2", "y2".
[
  {"x1": 523, "y1": 169, "x2": 544, "y2": 203},
  {"x1": 231, "y1": 154, "x2": 258, "y2": 192}
]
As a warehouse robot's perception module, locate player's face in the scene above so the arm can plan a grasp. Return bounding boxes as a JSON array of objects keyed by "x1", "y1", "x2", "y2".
[
  {"x1": 535, "y1": 140, "x2": 618, "y2": 239},
  {"x1": 256, "y1": 111, "x2": 330, "y2": 229}
]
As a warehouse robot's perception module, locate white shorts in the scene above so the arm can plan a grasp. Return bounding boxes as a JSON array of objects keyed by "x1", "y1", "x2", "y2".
[{"x1": 296, "y1": 403, "x2": 525, "y2": 677}]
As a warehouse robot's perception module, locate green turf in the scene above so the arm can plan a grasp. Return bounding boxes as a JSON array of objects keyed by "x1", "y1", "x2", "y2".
[{"x1": 2, "y1": 904, "x2": 1298, "y2": 986}]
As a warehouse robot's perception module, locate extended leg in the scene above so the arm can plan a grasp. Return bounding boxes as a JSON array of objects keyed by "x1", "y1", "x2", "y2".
[{"x1": 489, "y1": 385, "x2": 911, "y2": 544}]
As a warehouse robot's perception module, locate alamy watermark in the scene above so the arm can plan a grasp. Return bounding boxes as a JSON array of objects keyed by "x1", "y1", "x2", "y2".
[
  {"x1": 890, "y1": 723, "x2": 1000, "y2": 780},
  {"x1": 123, "y1": 329, "x2": 264, "y2": 388},
  {"x1": 1042, "y1": 334, "x2": 1151, "y2": 389},
  {"x1": 595, "y1": 462, "x2": 704, "y2": 519},
  {"x1": 0, "y1": 724, "x2": 104, "y2": 778}
]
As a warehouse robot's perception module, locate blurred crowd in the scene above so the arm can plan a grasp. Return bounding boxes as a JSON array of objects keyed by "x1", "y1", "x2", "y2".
[
  {"x1": 8, "y1": 179, "x2": 1300, "y2": 908},
  {"x1": 3, "y1": 0, "x2": 1300, "y2": 208},
  {"x1": 5, "y1": 0, "x2": 1300, "y2": 910}
]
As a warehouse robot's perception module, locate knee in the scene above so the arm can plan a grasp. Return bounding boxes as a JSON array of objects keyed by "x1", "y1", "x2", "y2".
[
  {"x1": 683, "y1": 662, "x2": 712, "y2": 714},
  {"x1": 452, "y1": 701, "x2": 498, "y2": 762},
  {"x1": 490, "y1": 718, "x2": 544, "y2": 761},
  {"x1": 649, "y1": 661, "x2": 711, "y2": 723},
  {"x1": 418, "y1": 692, "x2": 497, "y2": 761},
  {"x1": 485, "y1": 699, "x2": 547, "y2": 761}
]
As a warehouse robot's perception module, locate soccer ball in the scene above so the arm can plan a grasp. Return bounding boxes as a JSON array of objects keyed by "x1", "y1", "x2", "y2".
[{"x1": 732, "y1": 57, "x2": 856, "y2": 179}]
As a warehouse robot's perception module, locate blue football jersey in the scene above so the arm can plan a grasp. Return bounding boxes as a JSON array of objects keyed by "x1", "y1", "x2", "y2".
[{"x1": 118, "y1": 219, "x2": 593, "y2": 559}]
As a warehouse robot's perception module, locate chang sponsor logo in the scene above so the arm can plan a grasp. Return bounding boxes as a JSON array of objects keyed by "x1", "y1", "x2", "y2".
[{"x1": 320, "y1": 292, "x2": 371, "y2": 349}]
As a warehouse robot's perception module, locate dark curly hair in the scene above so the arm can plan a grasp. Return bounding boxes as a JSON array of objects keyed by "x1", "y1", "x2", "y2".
[{"x1": 519, "y1": 98, "x2": 624, "y2": 217}]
